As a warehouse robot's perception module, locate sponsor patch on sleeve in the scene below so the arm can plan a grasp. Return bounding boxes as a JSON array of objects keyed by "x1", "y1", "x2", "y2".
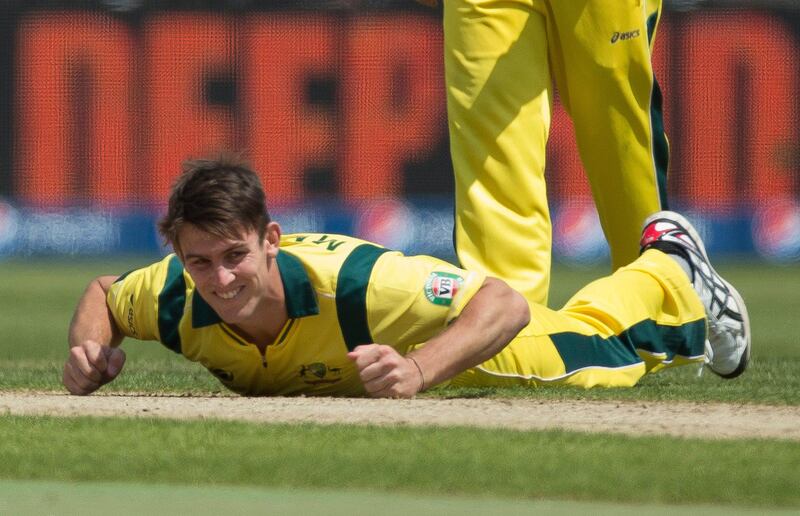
[{"x1": 424, "y1": 271, "x2": 464, "y2": 306}]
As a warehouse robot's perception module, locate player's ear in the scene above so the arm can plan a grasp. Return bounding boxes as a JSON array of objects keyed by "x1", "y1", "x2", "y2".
[{"x1": 263, "y1": 222, "x2": 281, "y2": 257}]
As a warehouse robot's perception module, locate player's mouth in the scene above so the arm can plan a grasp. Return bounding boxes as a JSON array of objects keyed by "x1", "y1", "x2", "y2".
[{"x1": 215, "y1": 286, "x2": 244, "y2": 300}]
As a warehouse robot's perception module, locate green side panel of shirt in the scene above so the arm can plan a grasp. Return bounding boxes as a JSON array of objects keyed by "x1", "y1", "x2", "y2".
[
  {"x1": 336, "y1": 244, "x2": 390, "y2": 352},
  {"x1": 157, "y1": 255, "x2": 186, "y2": 355}
]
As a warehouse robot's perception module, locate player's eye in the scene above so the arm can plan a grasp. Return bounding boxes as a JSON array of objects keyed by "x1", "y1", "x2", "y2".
[
  {"x1": 227, "y1": 250, "x2": 246, "y2": 262},
  {"x1": 188, "y1": 258, "x2": 210, "y2": 269}
]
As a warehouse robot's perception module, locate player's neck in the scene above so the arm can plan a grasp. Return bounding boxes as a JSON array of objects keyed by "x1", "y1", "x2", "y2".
[{"x1": 229, "y1": 265, "x2": 288, "y2": 349}]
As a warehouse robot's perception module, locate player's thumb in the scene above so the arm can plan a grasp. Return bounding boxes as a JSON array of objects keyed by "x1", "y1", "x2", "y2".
[
  {"x1": 103, "y1": 347, "x2": 126, "y2": 379},
  {"x1": 346, "y1": 344, "x2": 374, "y2": 362}
]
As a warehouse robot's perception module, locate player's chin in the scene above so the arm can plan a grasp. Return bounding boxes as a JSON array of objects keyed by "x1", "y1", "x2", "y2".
[
  {"x1": 216, "y1": 306, "x2": 249, "y2": 325},
  {"x1": 210, "y1": 298, "x2": 250, "y2": 324}
]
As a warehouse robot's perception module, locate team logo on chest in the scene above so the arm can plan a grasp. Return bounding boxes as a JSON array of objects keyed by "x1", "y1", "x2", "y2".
[
  {"x1": 424, "y1": 271, "x2": 464, "y2": 306},
  {"x1": 299, "y1": 362, "x2": 343, "y2": 385}
]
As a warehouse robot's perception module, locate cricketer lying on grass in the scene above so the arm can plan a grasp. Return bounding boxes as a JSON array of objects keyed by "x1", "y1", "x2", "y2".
[{"x1": 63, "y1": 156, "x2": 750, "y2": 398}]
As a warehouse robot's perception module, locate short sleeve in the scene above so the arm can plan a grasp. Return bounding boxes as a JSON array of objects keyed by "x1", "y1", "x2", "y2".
[
  {"x1": 366, "y1": 252, "x2": 485, "y2": 351},
  {"x1": 106, "y1": 255, "x2": 174, "y2": 342}
]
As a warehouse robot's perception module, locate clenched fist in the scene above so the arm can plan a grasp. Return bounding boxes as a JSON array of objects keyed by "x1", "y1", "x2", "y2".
[
  {"x1": 348, "y1": 344, "x2": 425, "y2": 399},
  {"x1": 63, "y1": 340, "x2": 126, "y2": 395}
]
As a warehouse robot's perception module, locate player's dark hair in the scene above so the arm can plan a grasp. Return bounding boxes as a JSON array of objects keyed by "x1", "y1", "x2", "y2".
[{"x1": 158, "y1": 153, "x2": 270, "y2": 251}]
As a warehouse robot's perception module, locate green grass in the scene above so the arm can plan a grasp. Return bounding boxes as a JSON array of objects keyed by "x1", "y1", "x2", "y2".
[
  {"x1": 5, "y1": 481, "x2": 794, "y2": 516},
  {"x1": 1, "y1": 415, "x2": 799, "y2": 508},
  {"x1": 1, "y1": 258, "x2": 799, "y2": 510},
  {"x1": 1, "y1": 259, "x2": 797, "y2": 404}
]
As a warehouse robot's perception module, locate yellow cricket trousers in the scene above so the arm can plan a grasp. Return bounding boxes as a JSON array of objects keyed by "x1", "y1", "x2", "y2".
[
  {"x1": 450, "y1": 250, "x2": 706, "y2": 388},
  {"x1": 445, "y1": 0, "x2": 669, "y2": 304}
]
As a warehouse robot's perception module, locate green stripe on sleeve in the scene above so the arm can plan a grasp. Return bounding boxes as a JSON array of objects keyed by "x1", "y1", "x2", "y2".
[
  {"x1": 157, "y1": 255, "x2": 186, "y2": 354},
  {"x1": 550, "y1": 318, "x2": 706, "y2": 374},
  {"x1": 112, "y1": 269, "x2": 135, "y2": 284},
  {"x1": 336, "y1": 244, "x2": 390, "y2": 351}
]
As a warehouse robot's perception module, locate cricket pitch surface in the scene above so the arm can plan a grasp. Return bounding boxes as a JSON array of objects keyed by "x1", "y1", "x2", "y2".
[{"x1": 2, "y1": 392, "x2": 799, "y2": 441}]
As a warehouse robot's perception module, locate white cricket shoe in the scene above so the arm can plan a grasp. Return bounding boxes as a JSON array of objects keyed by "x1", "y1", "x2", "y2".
[{"x1": 640, "y1": 211, "x2": 751, "y2": 378}]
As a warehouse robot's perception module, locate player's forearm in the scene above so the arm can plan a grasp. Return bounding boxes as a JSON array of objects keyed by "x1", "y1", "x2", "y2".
[
  {"x1": 68, "y1": 276, "x2": 123, "y2": 349},
  {"x1": 407, "y1": 278, "x2": 530, "y2": 389}
]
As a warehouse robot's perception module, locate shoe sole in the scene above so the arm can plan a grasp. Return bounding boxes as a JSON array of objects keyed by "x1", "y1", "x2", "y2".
[
  {"x1": 717, "y1": 277, "x2": 751, "y2": 378},
  {"x1": 644, "y1": 211, "x2": 752, "y2": 378}
]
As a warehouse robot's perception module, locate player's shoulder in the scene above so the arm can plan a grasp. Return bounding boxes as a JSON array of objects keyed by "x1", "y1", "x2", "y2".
[
  {"x1": 280, "y1": 233, "x2": 382, "y2": 255},
  {"x1": 111, "y1": 253, "x2": 193, "y2": 290},
  {"x1": 279, "y1": 233, "x2": 395, "y2": 291}
]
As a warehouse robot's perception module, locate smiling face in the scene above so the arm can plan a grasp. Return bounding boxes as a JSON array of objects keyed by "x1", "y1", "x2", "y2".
[{"x1": 178, "y1": 222, "x2": 282, "y2": 331}]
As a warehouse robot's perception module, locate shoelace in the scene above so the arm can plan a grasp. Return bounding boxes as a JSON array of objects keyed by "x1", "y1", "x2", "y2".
[
  {"x1": 703, "y1": 318, "x2": 744, "y2": 378},
  {"x1": 707, "y1": 303, "x2": 744, "y2": 341},
  {"x1": 712, "y1": 318, "x2": 743, "y2": 334}
]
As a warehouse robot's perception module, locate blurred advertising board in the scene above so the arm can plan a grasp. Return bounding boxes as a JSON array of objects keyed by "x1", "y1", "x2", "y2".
[
  {"x1": 1, "y1": 197, "x2": 798, "y2": 264},
  {"x1": 0, "y1": 3, "x2": 797, "y2": 262}
]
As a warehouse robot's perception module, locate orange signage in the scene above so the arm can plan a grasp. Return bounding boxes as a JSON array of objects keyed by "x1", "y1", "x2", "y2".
[{"x1": 12, "y1": 11, "x2": 799, "y2": 209}]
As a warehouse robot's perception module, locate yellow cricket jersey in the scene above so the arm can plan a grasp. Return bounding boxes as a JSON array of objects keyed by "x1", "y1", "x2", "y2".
[{"x1": 106, "y1": 233, "x2": 485, "y2": 396}]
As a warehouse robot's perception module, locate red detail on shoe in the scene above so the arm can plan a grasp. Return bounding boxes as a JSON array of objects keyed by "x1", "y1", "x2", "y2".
[{"x1": 640, "y1": 223, "x2": 674, "y2": 247}]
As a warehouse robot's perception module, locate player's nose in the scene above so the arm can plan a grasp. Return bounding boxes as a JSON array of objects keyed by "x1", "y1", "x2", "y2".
[{"x1": 212, "y1": 264, "x2": 235, "y2": 286}]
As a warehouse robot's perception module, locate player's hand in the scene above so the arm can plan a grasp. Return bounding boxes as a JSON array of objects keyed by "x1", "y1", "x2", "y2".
[
  {"x1": 62, "y1": 340, "x2": 126, "y2": 395},
  {"x1": 348, "y1": 344, "x2": 424, "y2": 399}
]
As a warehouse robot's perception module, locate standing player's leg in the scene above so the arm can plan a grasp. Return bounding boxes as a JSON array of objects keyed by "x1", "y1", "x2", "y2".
[
  {"x1": 444, "y1": 0, "x2": 554, "y2": 305},
  {"x1": 548, "y1": 0, "x2": 668, "y2": 271}
]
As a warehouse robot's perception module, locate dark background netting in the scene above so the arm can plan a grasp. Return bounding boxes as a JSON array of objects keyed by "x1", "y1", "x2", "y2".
[{"x1": 0, "y1": 1, "x2": 798, "y2": 214}]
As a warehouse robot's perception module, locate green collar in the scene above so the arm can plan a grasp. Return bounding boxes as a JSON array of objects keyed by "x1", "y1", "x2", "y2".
[
  {"x1": 191, "y1": 289, "x2": 221, "y2": 328},
  {"x1": 192, "y1": 249, "x2": 319, "y2": 328},
  {"x1": 275, "y1": 250, "x2": 320, "y2": 318}
]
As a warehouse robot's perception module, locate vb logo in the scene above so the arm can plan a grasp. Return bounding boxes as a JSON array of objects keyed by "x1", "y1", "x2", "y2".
[{"x1": 424, "y1": 271, "x2": 464, "y2": 306}]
